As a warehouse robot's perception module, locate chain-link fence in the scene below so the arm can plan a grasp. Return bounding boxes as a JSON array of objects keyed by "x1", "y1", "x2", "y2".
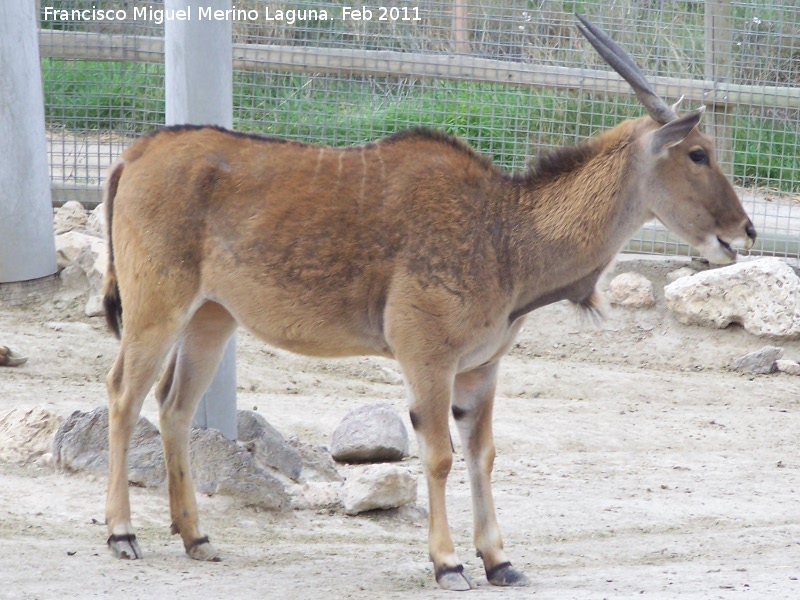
[{"x1": 39, "y1": 0, "x2": 800, "y2": 258}]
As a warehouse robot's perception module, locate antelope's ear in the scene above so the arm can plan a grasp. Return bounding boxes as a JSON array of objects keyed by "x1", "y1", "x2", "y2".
[{"x1": 651, "y1": 107, "x2": 705, "y2": 154}]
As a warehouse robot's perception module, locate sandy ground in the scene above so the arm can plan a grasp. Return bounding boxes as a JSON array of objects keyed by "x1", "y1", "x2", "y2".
[{"x1": 1, "y1": 257, "x2": 800, "y2": 600}]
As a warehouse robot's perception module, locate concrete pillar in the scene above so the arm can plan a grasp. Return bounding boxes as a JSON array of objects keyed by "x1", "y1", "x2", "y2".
[
  {"x1": 0, "y1": 0, "x2": 57, "y2": 283},
  {"x1": 165, "y1": 0, "x2": 237, "y2": 439}
]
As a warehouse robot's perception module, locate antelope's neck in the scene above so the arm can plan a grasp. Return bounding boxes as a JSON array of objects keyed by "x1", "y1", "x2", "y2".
[{"x1": 504, "y1": 133, "x2": 647, "y2": 320}]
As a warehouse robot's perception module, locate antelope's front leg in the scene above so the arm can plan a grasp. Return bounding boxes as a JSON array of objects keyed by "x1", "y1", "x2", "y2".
[
  {"x1": 453, "y1": 362, "x2": 529, "y2": 587},
  {"x1": 405, "y1": 365, "x2": 476, "y2": 591}
]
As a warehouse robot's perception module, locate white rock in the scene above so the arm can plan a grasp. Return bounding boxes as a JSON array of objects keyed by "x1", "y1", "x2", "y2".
[
  {"x1": 56, "y1": 231, "x2": 108, "y2": 274},
  {"x1": 56, "y1": 231, "x2": 108, "y2": 316},
  {"x1": 58, "y1": 264, "x2": 90, "y2": 299},
  {"x1": 607, "y1": 272, "x2": 656, "y2": 308},
  {"x1": 290, "y1": 482, "x2": 343, "y2": 510},
  {"x1": 53, "y1": 201, "x2": 88, "y2": 235},
  {"x1": 56, "y1": 231, "x2": 94, "y2": 269},
  {"x1": 85, "y1": 294, "x2": 105, "y2": 317},
  {"x1": 76, "y1": 241, "x2": 107, "y2": 296},
  {"x1": 776, "y1": 359, "x2": 800, "y2": 376},
  {"x1": 331, "y1": 403, "x2": 409, "y2": 464},
  {"x1": 665, "y1": 258, "x2": 800, "y2": 339},
  {"x1": 0, "y1": 406, "x2": 62, "y2": 465},
  {"x1": 379, "y1": 366, "x2": 404, "y2": 386},
  {"x1": 86, "y1": 203, "x2": 106, "y2": 238},
  {"x1": 342, "y1": 464, "x2": 417, "y2": 515},
  {"x1": 666, "y1": 266, "x2": 695, "y2": 283}
]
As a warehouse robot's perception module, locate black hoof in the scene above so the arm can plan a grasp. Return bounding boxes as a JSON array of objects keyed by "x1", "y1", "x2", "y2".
[
  {"x1": 435, "y1": 564, "x2": 476, "y2": 591},
  {"x1": 185, "y1": 536, "x2": 220, "y2": 562},
  {"x1": 0, "y1": 346, "x2": 27, "y2": 367},
  {"x1": 108, "y1": 533, "x2": 143, "y2": 560},
  {"x1": 485, "y1": 561, "x2": 530, "y2": 587}
]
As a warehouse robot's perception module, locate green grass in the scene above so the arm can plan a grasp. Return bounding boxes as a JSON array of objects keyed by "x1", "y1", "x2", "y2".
[
  {"x1": 42, "y1": 59, "x2": 165, "y2": 133},
  {"x1": 734, "y1": 114, "x2": 800, "y2": 189},
  {"x1": 42, "y1": 59, "x2": 800, "y2": 191}
]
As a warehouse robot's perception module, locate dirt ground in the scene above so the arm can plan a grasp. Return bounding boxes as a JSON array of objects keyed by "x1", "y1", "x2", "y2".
[{"x1": 1, "y1": 256, "x2": 800, "y2": 600}]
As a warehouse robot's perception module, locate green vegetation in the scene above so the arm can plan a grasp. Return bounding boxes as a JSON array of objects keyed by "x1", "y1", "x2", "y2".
[
  {"x1": 42, "y1": 59, "x2": 799, "y2": 191},
  {"x1": 42, "y1": 59, "x2": 165, "y2": 133},
  {"x1": 734, "y1": 113, "x2": 800, "y2": 189}
]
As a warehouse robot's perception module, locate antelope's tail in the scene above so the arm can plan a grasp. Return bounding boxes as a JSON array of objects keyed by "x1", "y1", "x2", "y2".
[{"x1": 102, "y1": 160, "x2": 125, "y2": 339}]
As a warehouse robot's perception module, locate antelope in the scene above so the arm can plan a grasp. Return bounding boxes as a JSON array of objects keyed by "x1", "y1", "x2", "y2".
[{"x1": 102, "y1": 16, "x2": 755, "y2": 590}]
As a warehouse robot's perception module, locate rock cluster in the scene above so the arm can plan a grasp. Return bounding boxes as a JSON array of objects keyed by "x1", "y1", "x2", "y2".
[
  {"x1": 0, "y1": 403, "x2": 419, "y2": 516},
  {"x1": 331, "y1": 403, "x2": 416, "y2": 515},
  {"x1": 732, "y1": 346, "x2": 800, "y2": 377},
  {"x1": 53, "y1": 407, "x2": 288, "y2": 509},
  {"x1": 52, "y1": 201, "x2": 108, "y2": 317}
]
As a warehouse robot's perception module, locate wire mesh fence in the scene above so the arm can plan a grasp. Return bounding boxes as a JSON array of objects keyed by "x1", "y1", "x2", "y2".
[{"x1": 39, "y1": 0, "x2": 800, "y2": 258}]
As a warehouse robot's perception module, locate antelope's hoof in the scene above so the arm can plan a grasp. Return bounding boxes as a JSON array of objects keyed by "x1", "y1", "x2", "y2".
[
  {"x1": 435, "y1": 564, "x2": 476, "y2": 591},
  {"x1": 108, "y1": 534, "x2": 143, "y2": 560},
  {"x1": 486, "y1": 561, "x2": 530, "y2": 587},
  {"x1": 186, "y1": 536, "x2": 221, "y2": 562},
  {"x1": 0, "y1": 346, "x2": 27, "y2": 367}
]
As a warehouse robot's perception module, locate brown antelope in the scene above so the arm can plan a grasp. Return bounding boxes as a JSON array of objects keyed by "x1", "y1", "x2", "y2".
[{"x1": 102, "y1": 16, "x2": 755, "y2": 590}]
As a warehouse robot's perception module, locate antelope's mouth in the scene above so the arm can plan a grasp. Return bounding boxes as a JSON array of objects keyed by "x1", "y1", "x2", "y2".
[
  {"x1": 717, "y1": 236, "x2": 735, "y2": 259},
  {"x1": 714, "y1": 226, "x2": 756, "y2": 262},
  {"x1": 699, "y1": 234, "x2": 738, "y2": 264},
  {"x1": 718, "y1": 223, "x2": 757, "y2": 257}
]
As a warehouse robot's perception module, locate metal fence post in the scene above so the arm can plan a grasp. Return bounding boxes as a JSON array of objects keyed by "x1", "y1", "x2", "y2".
[
  {"x1": 165, "y1": 0, "x2": 237, "y2": 440},
  {"x1": 452, "y1": 0, "x2": 470, "y2": 54},
  {"x1": 0, "y1": 0, "x2": 57, "y2": 284},
  {"x1": 705, "y1": 0, "x2": 735, "y2": 178}
]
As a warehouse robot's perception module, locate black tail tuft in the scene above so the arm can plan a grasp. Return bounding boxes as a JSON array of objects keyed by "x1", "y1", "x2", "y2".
[
  {"x1": 103, "y1": 280, "x2": 123, "y2": 339},
  {"x1": 102, "y1": 160, "x2": 125, "y2": 339}
]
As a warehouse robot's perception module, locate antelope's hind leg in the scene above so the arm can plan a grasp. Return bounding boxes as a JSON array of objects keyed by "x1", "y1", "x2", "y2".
[
  {"x1": 155, "y1": 301, "x2": 237, "y2": 561},
  {"x1": 106, "y1": 326, "x2": 179, "y2": 560},
  {"x1": 453, "y1": 363, "x2": 529, "y2": 587}
]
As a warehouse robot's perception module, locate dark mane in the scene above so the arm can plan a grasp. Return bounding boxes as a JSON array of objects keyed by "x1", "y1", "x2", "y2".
[{"x1": 522, "y1": 138, "x2": 602, "y2": 185}]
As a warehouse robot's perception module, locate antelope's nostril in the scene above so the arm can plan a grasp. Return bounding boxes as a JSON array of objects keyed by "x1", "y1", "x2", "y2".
[{"x1": 745, "y1": 222, "x2": 757, "y2": 240}]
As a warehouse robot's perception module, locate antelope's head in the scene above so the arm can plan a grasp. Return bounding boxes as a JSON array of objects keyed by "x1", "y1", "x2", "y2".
[{"x1": 577, "y1": 15, "x2": 756, "y2": 264}]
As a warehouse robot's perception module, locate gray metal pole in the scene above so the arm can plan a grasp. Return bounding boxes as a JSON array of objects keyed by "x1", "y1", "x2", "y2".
[
  {"x1": 0, "y1": 0, "x2": 57, "y2": 283},
  {"x1": 165, "y1": 0, "x2": 237, "y2": 440}
]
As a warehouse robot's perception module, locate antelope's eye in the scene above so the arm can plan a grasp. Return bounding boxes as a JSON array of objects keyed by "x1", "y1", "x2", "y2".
[{"x1": 689, "y1": 149, "x2": 709, "y2": 165}]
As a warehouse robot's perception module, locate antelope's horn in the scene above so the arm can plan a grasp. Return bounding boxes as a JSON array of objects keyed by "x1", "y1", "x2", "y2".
[{"x1": 575, "y1": 13, "x2": 677, "y2": 124}]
